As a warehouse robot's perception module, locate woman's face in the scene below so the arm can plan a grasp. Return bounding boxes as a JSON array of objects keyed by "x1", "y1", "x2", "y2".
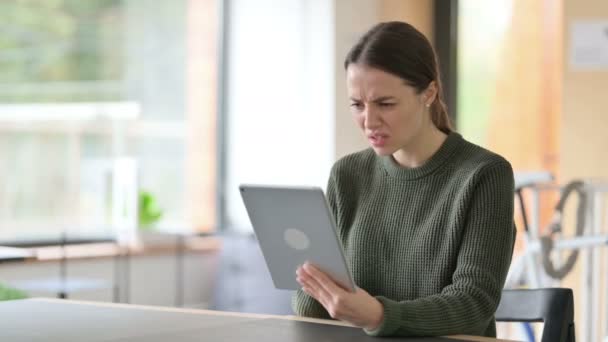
[{"x1": 346, "y1": 64, "x2": 435, "y2": 156}]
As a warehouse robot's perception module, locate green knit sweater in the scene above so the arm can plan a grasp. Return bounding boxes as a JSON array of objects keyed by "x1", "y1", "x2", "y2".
[{"x1": 292, "y1": 132, "x2": 516, "y2": 338}]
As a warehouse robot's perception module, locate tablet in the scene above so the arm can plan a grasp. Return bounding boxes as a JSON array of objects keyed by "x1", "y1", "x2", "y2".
[{"x1": 239, "y1": 184, "x2": 355, "y2": 292}]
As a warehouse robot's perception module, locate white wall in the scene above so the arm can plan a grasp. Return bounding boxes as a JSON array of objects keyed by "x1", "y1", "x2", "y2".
[
  {"x1": 333, "y1": 0, "x2": 381, "y2": 160},
  {"x1": 225, "y1": 0, "x2": 335, "y2": 232}
]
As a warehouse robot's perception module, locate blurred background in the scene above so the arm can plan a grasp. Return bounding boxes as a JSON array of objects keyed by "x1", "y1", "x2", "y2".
[{"x1": 0, "y1": 0, "x2": 606, "y2": 341}]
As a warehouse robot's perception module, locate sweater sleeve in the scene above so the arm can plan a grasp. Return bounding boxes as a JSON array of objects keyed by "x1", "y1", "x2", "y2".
[
  {"x1": 291, "y1": 167, "x2": 340, "y2": 319},
  {"x1": 365, "y1": 160, "x2": 516, "y2": 337}
]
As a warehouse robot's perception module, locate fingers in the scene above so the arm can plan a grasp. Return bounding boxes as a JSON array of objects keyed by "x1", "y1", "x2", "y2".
[
  {"x1": 296, "y1": 264, "x2": 381, "y2": 328},
  {"x1": 297, "y1": 265, "x2": 332, "y2": 304},
  {"x1": 297, "y1": 263, "x2": 353, "y2": 320},
  {"x1": 302, "y1": 263, "x2": 347, "y2": 295}
]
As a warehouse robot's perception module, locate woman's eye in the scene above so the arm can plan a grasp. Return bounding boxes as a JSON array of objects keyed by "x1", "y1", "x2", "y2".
[{"x1": 350, "y1": 103, "x2": 363, "y2": 110}]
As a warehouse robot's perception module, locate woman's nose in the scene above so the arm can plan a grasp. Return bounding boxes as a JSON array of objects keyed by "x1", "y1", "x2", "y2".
[{"x1": 364, "y1": 108, "x2": 381, "y2": 129}]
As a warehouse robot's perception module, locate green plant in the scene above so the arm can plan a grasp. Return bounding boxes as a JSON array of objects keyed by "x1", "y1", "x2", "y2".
[
  {"x1": 0, "y1": 284, "x2": 28, "y2": 301},
  {"x1": 139, "y1": 190, "x2": 163, "y2": 230}
]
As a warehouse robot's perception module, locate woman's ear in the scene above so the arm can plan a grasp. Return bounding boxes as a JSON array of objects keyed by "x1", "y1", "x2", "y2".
[{"x1": 423, "y1": 81, "x2": 438, "y2": 107}]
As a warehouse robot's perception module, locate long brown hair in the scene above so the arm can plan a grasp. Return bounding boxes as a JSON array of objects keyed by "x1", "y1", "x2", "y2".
[{"x1": 344, "y1": 21, "x2": 453, "y2": 134}]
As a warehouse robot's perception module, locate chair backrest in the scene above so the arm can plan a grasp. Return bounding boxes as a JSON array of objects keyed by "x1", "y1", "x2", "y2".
[{"x1": 495, "y1": 288, "x2": 575, "y2": 342}]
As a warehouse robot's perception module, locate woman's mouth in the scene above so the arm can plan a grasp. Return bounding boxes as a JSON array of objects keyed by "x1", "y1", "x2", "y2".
[{"x1": 368, "y1": 134, "x2": 388, "y2": 147}]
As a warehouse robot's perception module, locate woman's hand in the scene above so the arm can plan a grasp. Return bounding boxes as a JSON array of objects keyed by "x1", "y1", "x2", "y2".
[{"x1": 296, "y1": 262, "x2": 384, "y2": 330}]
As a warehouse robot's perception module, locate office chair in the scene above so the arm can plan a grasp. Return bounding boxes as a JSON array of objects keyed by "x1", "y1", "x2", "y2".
[{"x1": 495, "y1": 288, "x2": 575, "y2": 342}]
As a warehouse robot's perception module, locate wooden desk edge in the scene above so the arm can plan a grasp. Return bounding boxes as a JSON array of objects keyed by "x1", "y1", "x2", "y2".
[
  {"x1": 6, "y1": 236, "x2": 221, "y2": 263},
  {"x1": 29, "y1": 298, "x2": 521, "y2": 341}
]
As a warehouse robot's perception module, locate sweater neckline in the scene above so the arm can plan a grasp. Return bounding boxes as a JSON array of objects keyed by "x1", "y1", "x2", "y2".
[{"x1": 381, "y1": 131, "x2": 463, "y2": 181}]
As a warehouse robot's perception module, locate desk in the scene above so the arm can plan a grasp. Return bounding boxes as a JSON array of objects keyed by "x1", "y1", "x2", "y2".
[
  {"x1": 0, "y1": 246, "x2": 34, "y2": 263},
  {"x1": 1, "y1": 235, "x2": 120, "y2": 300},
  {"x1": 0, "y1": 298, "x2": 518, "y2": 341}
]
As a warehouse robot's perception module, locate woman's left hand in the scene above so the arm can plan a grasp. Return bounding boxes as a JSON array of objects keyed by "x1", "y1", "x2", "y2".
[{"x1": 296, "y1": 262, "x2": 384, "y2": 330}]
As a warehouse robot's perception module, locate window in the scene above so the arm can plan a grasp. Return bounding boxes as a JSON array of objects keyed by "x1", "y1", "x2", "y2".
[
  {"x1": 458, "y1": 0, "x2": 561, "y2": 174},
  {"x1": 222, "y1": 0, "x2": 334, "y2": 232},
  {"x1": 0, "y1": 0, "x2": 218, "y2": 239}
]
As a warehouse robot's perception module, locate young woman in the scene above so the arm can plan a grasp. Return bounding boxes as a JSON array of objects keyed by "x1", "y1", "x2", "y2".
[{"x1": 293, "y1": 21, "x2": 516, "y2": 338}]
